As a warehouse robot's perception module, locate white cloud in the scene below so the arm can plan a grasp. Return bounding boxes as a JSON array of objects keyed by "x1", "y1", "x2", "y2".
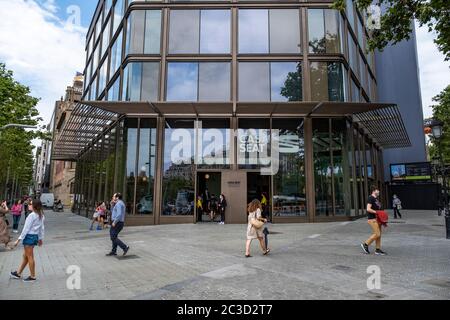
[
  {"x1": 415, "y1": 24, "x2": 450, "y2": 119},
  {"x1": 0, "y1": 0, "x2": 87, "y2": 132}
]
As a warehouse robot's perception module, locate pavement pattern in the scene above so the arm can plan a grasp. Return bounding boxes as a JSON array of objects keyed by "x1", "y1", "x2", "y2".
[{"x1": 0, "y1": 209, "x2": 449, "y2": 300}]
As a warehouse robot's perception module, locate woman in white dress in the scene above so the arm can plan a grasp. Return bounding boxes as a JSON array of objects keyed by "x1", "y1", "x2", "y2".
[{"x1": 245, "y1": 199, "x2": 270, "y2": 258}]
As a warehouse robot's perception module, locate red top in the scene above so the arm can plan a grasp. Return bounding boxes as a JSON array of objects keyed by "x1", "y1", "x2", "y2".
[{"x1": 376, "y1": 210, "x2": 389, "y2": 227}]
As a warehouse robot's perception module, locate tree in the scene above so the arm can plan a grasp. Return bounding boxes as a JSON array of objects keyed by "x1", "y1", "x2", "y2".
[
  {"x1": 333, "y1": 0, "x2": 450, "y2": 61},
  {"x1": 0, "y1": 63, "x2": 47, "y2": 199},
  {"x1": 429, "y1": 85, "x2": 450, "y2": 164}
]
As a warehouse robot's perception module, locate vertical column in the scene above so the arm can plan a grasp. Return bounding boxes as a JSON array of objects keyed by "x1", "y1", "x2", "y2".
[
  {"x1": 231, "y1": 7, "x2": 238, "y2": 114},
  {"x1": 301, "y1": 7, "x2": 311, "y2": 101},
  {"x1": 159, "y1": 8, "x2": 169, "y2": 102},
  {"x1": 153, "y1": 116, "x2": 165, "y2": 225},
  {"x1": 304, "y1": 117, "x2": 315, "y2": 222}
]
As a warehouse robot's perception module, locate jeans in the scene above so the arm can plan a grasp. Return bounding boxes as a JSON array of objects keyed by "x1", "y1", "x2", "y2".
[
  {"x1": 220, "y1": 208, "x2": 225, "y2": 223},
  {"x1": 109, "y1": 221, "x2": 127, "y2": 254},
  {"x1": 12, "y1": 215, "x2": 21, "y2": 230}
]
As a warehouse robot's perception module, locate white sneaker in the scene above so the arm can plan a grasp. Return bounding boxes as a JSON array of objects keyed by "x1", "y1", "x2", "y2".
[{"x1": 13, "y1": 230, "x2": 18, "y2": 233}]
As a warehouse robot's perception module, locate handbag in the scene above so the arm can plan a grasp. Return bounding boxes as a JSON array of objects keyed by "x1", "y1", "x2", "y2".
[{"x1": 251, "y1": 218, "x2": 264, "y2": 229}]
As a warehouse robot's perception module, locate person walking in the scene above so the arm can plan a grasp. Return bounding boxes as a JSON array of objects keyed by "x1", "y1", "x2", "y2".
[
  {"x1": 392, "y1": 194, "x2": 402, "y2": 219},
  {"x1": 106, "y1": 193, "x2": 129, "y2": 256},
  {"x1": 23, "y1": 198, "x2": 31, "y2": 218},
  {"x1": 0, "y1": 201, "x2": 12, "y2": 249},
  {"x1": 218, "y1": 194, "x2": 227, "y2": 225},
  {"x1": 361, "y1": 186, "x2": 387, "y2": 256},
  {"x1": 11, "y1": 199, "x2": 23, "y2": 234},
  {"x1": 245, "y1": 199, "x2": 270, "y2": 258},
  {"x1": 10, "y1": 199, "x2": 45, "y2": 282},
  {"x1": 90, "y1": 202, "x2": 106, "y2": 231}
]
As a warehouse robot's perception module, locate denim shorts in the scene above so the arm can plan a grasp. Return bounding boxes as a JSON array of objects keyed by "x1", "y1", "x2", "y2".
[{"x1": 23, "y1": 234, "x2": 39, "y2": 247}]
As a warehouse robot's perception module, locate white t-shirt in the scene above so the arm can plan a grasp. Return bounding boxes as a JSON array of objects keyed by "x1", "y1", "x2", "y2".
[{"x1": 19, "y1": 212, "x2": 45, "y2": 241}]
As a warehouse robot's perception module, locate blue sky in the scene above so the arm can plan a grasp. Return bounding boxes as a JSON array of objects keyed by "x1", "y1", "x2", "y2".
[
  {"x1": 36, "y1": 0, "x2": 97, "y2": 28},
  {"x1": 0, "y1": 0, "x2": 449, "y2": 133}
]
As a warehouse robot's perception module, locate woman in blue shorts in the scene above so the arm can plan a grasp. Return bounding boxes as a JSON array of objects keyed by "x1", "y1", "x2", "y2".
[{"x1": 10, "y1": 199, "x2": 45, "y2": 283}]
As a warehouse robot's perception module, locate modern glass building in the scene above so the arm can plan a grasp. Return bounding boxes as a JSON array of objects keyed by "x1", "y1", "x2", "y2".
[{"x1": 53, "y1": 0, "x2": 410, "y2": 225}]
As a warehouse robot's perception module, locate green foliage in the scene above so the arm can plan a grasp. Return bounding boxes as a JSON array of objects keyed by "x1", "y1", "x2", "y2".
[
  {"x1": 429, "y1": 85, "x2": 450, "y2": 164},
  {"x1": 333, "y1": 0, "x2": 450, "y2": 61},
  {"x1": 0, "y1": 63, "x2": 47, "y2": 197}
]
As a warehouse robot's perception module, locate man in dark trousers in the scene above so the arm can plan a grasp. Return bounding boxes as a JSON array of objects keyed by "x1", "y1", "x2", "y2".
[{"x1": 106, "y1": 193, "x2": 129, "y2": 256}]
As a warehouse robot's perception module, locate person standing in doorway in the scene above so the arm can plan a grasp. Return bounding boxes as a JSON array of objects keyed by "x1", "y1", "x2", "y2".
[
  {"x1": 392, "y1": 195, "x2": 402, "y2": 219},
  {"x1": 11, "y1": 199, "x2": 23, "y2": 234},
  {"x1": 196, "y1": 195, "x2": 203, "y2": 222},
  {"x1": 361, "y1": 186, "x2": 387, "y2": 256},
  {"x1": 218, "y1": 194, "x2": 227, "y2": 225},
  {"x1": 106, "y1": 193, "x2": 129, "y2": 256},
  {"x1": 10, "y1": 199, "x2": 45, "y2": 282}
]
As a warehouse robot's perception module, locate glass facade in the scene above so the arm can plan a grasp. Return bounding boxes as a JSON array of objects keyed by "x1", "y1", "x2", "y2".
[
  {"x1": 74, "y1": 0, "x2": 383, "y2": 224},
  {"x1": 239, "y1": 62, "x2": 302, "y2": 102}
]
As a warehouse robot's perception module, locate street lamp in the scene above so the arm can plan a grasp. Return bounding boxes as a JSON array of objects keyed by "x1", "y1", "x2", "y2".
[{"x1": 429, "y1": 119, "x2": 449, "y2": 239}]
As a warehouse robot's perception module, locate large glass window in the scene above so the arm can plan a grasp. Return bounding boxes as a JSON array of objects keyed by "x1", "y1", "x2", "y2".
[
  {"x1": 169, "y1": 10, "x2": 230, "y2": 54},
  {"x1": 313, "y1": 119, "x2": 333, "y2": 216},
  {"x1": 110, "y1": 30, "x2": 123, "y2": 79},
  {"x1": 136, "y1": 119, "x2": 157, "y2": 215},
  {"x1": 331, "y1": 119, "x2": 351, "y2": 215},
  {"x1": 167, "y1": 62, "x2": 231, "y2": 101},
  {"x1": 310, "y1": 62, "x2": 345, "y2": 102},
  {"x1": 308, "y1": 9, "x2": 341, "y2": 54},
  {"x1": 112, "y1": 0, "x2": 124, "y2": 36},
  {"x1": 346, "y1": 0, "x2": 355, "y2": 32},
  {"x1": 98, "y1": 60, "x2": 108, "y2": 97},
  {"x1": 238, "y1": 118, "x2": 271, "y2": 169},
  {"x1": 200, "y1": 10, "x2": 231, "y2": 54},
  {"x1": 126, "y1": 10, "x2": 161, "y2": 55},
  {"x1": 197, "y1": 119, "x2": 231, "y2": 169},
  {"x1": 162, "y1": 119, "x2": 196, "y2": 216},
  {"x1": 348, "y1": 35, "x2": 358, "y2": 74},
  {"x1": 199, "y1": 63, "x2": 230, "y2": 101},
  {"x1": 108, "y1": 76, "x2": 121, "y2": 101},
  {"x1": 239, "y1": 9, "x2": 301, "y2": 54},
  {"x1": 123, "y1": 118, "x2": 138, "y2": 214},
  {"x1": 122, "y1": 62, "x2": 159, "y2": 101},
  {"x1": 239, "y1": 62, "x2": 302, "y2": 102},
  {"x1": 272, "y1": 119, "x2": 307, "y2": 217},
  {"x1": 167, "y1": 63, "x2": 197, "y2": 101},
  {"x1": 101, "y1": 18, "x2": 111, "y2": 58},
  {"x1": 270, "y1": 10, "x2": 301, "y2": 53}
]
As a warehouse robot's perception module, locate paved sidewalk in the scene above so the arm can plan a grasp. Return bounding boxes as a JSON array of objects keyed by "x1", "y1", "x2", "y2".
[{"x1": 0, "y1": 210, "x2": 449, "y2": 300}]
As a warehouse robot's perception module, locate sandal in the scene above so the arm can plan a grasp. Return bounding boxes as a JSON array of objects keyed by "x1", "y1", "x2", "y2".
[
  {"x1": 263, "y1": 248, "x2": 270, "y2": 255},
  {"x1": 245, "y1": 254, "x2": 252, "y2": 258}
]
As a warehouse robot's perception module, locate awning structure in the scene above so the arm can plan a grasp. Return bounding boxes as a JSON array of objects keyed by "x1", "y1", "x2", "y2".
[
  {"x1": 352, "y1": 104, "x2": 411, "y2": 149},
  {"x1": 52, "y1": 100, "x2": 411, "y2": 160},
  {"x1": 52, "y1": 103, "x2": 118, "y2": 161}
]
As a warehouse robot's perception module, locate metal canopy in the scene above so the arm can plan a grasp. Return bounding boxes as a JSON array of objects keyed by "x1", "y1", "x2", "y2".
[
  {"x1": 52, "y1": 101, "x2": 411, "y2": 160},
  {"x1": 52, "y1": 103, "x2": 118, "y2": 161},
  {"x1": 352, "y1": 104, "x2": 411, "y2": 149}
]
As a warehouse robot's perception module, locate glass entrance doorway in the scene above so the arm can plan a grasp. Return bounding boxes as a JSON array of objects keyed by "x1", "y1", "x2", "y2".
[
  {"x1": 197, "y1": 172, "x2": 222, "y2": 222},
  {"x1": 247, "y1": 173, "x2": 271, "y2": 220}
]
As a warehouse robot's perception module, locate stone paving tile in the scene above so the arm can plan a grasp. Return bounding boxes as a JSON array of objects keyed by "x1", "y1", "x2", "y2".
[{"x1": 0, "y1": 210, "x2": 449, "y2": 300}]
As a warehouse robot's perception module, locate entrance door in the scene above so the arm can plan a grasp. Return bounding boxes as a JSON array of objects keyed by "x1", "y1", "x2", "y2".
[
  {"x1": 197, "y1": 172, "x2": 221, "y2": 222},
  {"x1": 247, "y1": 173, "x2": 271, "y2": 220}
]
